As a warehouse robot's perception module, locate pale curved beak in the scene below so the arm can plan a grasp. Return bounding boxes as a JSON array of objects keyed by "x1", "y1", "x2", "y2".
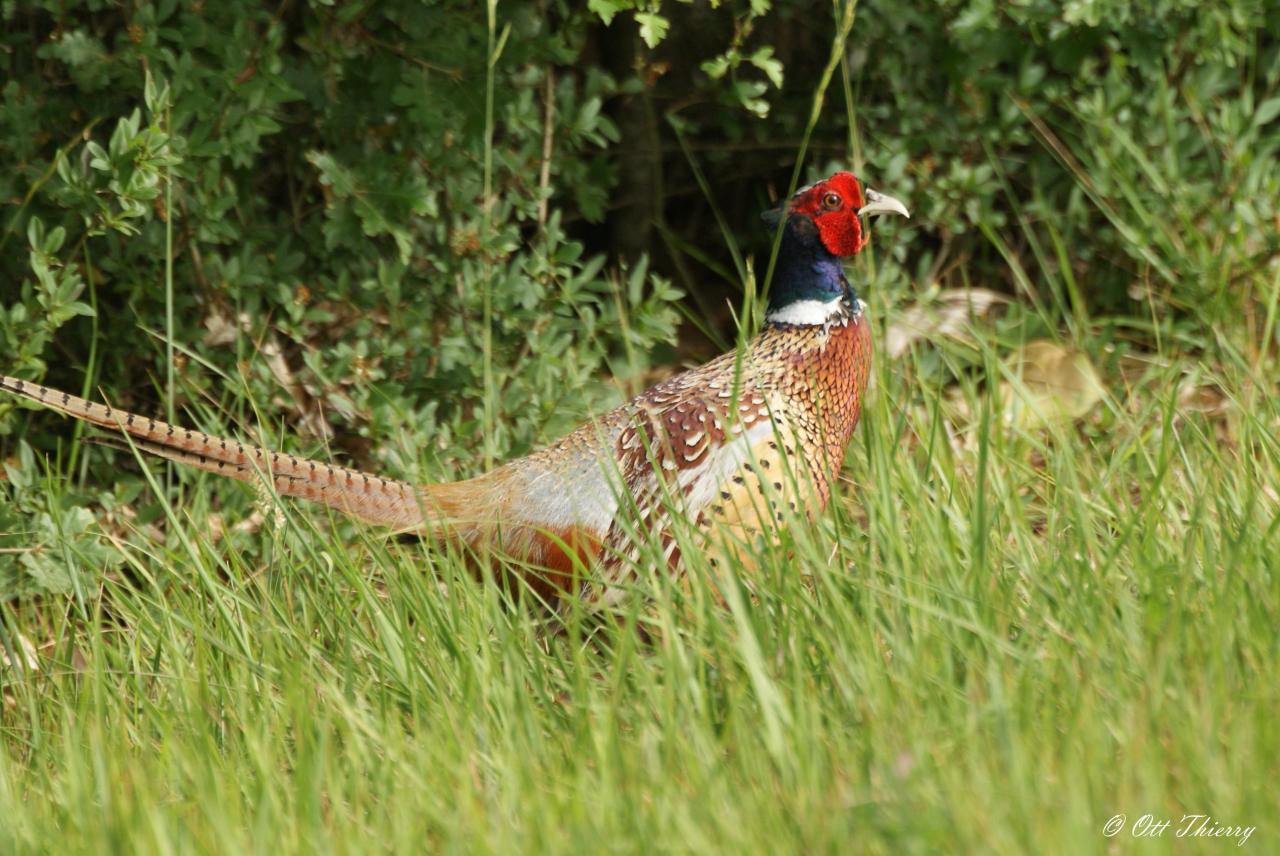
[{"x1": 860, "y1": 188, "x2": 910, "y2": 219}]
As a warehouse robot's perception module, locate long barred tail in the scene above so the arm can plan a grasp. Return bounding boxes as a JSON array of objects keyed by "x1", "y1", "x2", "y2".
[{"x1": 0, "y1": 375, "x2": 430, "y2": 532}]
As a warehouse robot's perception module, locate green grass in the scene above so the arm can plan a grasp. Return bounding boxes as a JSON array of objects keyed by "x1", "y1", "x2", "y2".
[
  {"x1": 1, "y1": 302, "x2": 1276, "y2": 852},
  {"x1": 3, "y1": 7, "x2": 1278, "y2": 852}
]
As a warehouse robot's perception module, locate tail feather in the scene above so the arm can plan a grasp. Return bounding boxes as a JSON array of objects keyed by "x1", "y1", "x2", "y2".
[
  {"x1": 1, "y1": 375, "x2": 429, "y2": 532},
  {"x1": 4, "y1": 375, "x2": 630, "y2": 596}
]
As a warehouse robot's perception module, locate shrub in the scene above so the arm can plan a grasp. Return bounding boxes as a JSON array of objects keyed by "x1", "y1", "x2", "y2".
[{"x1": 0, "y1": 1, "x2": 682, "y2": 479}]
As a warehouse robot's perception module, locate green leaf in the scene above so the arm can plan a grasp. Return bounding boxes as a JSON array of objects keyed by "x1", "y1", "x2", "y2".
[
  {"x1": 1253, "y1": 97, "x2": 1280, "y2": 129},
  {"x1": 701, "y1": 56, "x2": 731, "y2": 80},
  {"x1": 749, "y1": 47, "x2": 784, "y2": 89},
  {"x1": 86, "y1": 141, "x2": 110, "y2": 171},
  {"x1": 635, "y1": 12, "x2": 670, "y2": 48},
  {"x1": 587, "y1": 0, "x2": 631, "y2": 25},
  {"x1": 43, "y1": 226, "x2": 67, "y2": 255},
  {"x1": 144, "y1": 69, "x2": 171, "y2": 115},
  {"x1": 26, "y1": 216, "x2": 44, "y2": 252}
]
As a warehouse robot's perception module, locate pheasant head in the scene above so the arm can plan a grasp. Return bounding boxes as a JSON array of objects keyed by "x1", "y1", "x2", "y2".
[{"x1": 762, "y1": 172, "x2": 908, "y2": 326}]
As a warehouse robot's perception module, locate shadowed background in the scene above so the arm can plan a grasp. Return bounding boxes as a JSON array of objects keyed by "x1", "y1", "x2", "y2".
[{"x1": 4, "y1": 1, "x2": 1275, "y2": 477}]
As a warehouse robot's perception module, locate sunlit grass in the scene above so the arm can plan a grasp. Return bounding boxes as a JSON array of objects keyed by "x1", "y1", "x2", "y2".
[{"x1": 2, "y1": 295, "x2": 1276, "y2": 852}]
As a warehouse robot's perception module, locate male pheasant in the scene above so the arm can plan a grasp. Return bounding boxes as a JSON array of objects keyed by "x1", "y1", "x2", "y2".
[{"x1": 1, "y1": 172, "x2": 907, "y2": 604}]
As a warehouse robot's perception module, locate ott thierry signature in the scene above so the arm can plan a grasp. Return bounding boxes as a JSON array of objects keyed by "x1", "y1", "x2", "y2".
[{"x1": 1103, "y1": 814, "x2": 1255, "y2": 846}]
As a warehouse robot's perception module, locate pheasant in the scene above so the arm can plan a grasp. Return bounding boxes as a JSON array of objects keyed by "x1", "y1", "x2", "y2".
[{"x1": 1, "y1": 172, "x2": 907, "y2": 604}]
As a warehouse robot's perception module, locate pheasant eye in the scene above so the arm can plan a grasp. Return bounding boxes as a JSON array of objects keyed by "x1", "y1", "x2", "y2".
[{"x1": 822, "y1": 192, "x2": 842, "y2": 209}]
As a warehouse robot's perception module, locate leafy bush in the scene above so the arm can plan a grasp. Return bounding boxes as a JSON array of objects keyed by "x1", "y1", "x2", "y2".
[
  {"x1": 848, "y1": 0, "x2": 1280, "y2": 325},
  {"x1": 1, "y1": 1, "x2": 683, "y2": 480}
]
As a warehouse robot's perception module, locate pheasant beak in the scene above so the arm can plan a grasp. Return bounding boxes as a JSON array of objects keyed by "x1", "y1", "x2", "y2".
[
  {"x1": 859, "y1": 188, "x2": 910, "y2": 219},
  {"x1": 760, "y1": 187, "x2": 910, "y2": 226}
]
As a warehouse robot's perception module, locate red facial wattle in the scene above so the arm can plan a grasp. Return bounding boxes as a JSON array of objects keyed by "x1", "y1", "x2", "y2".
[
  {"x1": 814, "y1": 207, "x2": 866, "y2": 257},
  {"x1": 767, "y1": 172, "x2": 907, "y2": 259},
  {"x1": 789, "y1": 172, "x2": 868, "y2": 258}
]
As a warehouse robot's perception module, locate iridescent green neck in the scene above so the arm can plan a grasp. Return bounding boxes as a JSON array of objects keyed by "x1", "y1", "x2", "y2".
[{"x1": 765, "y1": 215, "x2": 855, "y2": 327}]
